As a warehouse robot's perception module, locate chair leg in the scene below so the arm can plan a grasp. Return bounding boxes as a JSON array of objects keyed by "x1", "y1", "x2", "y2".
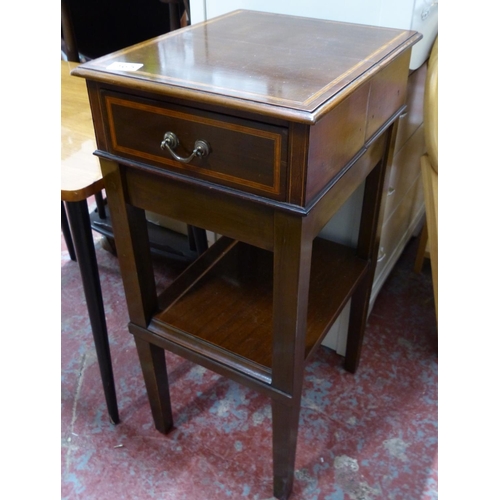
[
  {"x1": 61, "y1": 201, "x2": 77, "y2": 261},
  {"x1": 192, "y1": 226, "x2": 208, "y2": 255},
  {"x1": 94, "y1": 190, "x2": 107, "y2": 219},
  {"x1": 187, "y1": 225, "x2": 208, "y2": 255},
  {"x1": 344, "y1": 272, "x2": 372, "y2": 373},
  {"x1": 65, "y1": 199, "x2": 120, "y2": 424}
]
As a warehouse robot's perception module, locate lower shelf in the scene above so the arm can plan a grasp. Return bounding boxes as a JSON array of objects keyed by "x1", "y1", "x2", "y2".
[{"x1": 149, "y1": 236, "x2": 368, "y2": 383}]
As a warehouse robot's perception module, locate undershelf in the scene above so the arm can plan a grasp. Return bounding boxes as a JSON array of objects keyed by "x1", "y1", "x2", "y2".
[{"x1": 148, "y1": 236, "x2": 368, "y2": 384}]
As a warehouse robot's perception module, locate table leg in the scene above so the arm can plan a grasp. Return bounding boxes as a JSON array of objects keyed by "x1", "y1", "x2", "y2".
[
  {"x1": 65, "y1": 200, "x2": 120, "y2": 424},
  {"x1": 345, "y1": 154, "x2": 389, "y2": 373},
  {"x1": 94, "y1": 190, "x2": 106, "y2": 219},
  {"x1": 272, "y1": 399, "x2": 302, "y2": 500},
  {"x1": 271, "y1": 212, "x2": 313, "y2": 499},
  {"x1": 134, "y1": 337, "x2": 173, "y2": 434}
]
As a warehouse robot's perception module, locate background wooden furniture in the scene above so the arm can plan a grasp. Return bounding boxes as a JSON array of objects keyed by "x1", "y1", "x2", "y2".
[
  {"x1": 419, "y1": 36, "x2": 438, "y2": 319},
  {"x1": 371, "y1": 55, "x2": 428, "y2": 301},
  {"x1": 74, "y1": 11, "x2": 420, "y2": 499},
  {"x1": 61, "y1": 0, "x2": 188, "y2": 62},
  {"x1": 61, "y1": 60, "x2": 119, "y2": 423}
]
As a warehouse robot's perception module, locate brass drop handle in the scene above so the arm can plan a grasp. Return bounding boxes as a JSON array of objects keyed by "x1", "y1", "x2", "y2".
[{"x1": 160, "y1": 132, "x2": 211, "y2": 163}]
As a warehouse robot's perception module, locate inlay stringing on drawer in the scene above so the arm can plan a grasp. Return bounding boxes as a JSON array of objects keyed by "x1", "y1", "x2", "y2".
[{"x1": 103, "y1": 92, "x2": 289, "y2": 200}]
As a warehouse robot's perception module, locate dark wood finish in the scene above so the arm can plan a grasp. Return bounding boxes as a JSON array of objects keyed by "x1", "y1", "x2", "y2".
[
  {"x1": 122, "y1": 163, "x2": 277, "y2": 251},
  {"x1": 272, "y1": 396, "x2": 302, "y2": 500},
  {"x1": 134, "y1": 337, "x2": 173, "y2": 434},
  {"x1": 61, "y1": 0, "x2": 79, "y2": 62},
  {"x1": 305, "y1": 84, "x2": 369, "y2": 203},
  {"x1": 99, "y1": 159, "x2": 158, "y2": 328},
  {"x1": 62, "y1": 0, "x2": 176, "y2": 61},
  {"x1": 365, "y1": 55, "x2": 410, "y2": 139},
  {"x1": 287, "y1": 122, "x2": 309, "y2": 205},
  {"x1": 103, "y1": 92, "x2": 288, "y2": 200},
  {"x1": 73, "y1": 11, "x2": 421, "y2": 499},
  {"x1": 65, "y1": 200, "x2": 119, "y2": 424},
  {"x1": 61, "y1": 201, "x2": 77, "y2": 261},
  {"x1": 150, "y1": 236, "x2": 367, "y2": 377},
  {"x1": 270, "y1": 211, "x2": 311, "y2": 498},
  {"x1": 74, "y1": 11, "x2": 419, "y2": 122},
  {"x1": 345, "y1": 158, "x2": 389, "y2": 372}
]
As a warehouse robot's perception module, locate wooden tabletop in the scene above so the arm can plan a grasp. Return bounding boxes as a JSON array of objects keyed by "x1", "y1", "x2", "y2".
[
  {"x1": 72, "y1": 10, "x2": 421, "y2": 124},
  {"x1": 61, "y1": 60, "x2": 104, "y2": 202}
]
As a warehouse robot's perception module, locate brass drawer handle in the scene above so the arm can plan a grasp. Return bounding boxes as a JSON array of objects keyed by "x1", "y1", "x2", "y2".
[{"x1": 160, "y1": 132, "x2": 211, "y2": 163}]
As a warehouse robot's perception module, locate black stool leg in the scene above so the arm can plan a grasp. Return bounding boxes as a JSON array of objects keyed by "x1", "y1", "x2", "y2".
[
  {"x1": 65, "y1": 200, "x2": 120, "y2": 424},
  {"x1": 191, "y1": 226, "x2": 208, "y2": 255},
  {"x1": 61, "y1": 201, "x2": 77, "y2": 261},
  {"x1": 187, "y1": 225, "x2": 208, "y2": 255},
  {"x1": 94, "y1": 190, "x2": 106, "y2": 219}
]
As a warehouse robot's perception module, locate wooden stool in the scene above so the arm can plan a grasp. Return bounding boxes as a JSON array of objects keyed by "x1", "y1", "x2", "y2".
[{"x1": 61, "y1": 60, "x2": 119, "y2": 423}]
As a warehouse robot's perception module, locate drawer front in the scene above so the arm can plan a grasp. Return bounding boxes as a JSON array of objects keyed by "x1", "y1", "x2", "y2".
[
  {"x1": 103, "y1": 93, "x2": 288, "y2": 200},
  {"x1": 384, "y1": 124, "x2": 425, "y2": 221},
  {"x1": 373, "y1": 179, "x2": 420, "y2": 282},
  {"x1": 375, "y1": 175, "x2": 423, "y2": 283}
]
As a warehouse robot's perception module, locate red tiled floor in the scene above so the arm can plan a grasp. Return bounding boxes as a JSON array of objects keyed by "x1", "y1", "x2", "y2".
[{"x1": 61, "y1": 231, "x2": 437, "y2": 499}]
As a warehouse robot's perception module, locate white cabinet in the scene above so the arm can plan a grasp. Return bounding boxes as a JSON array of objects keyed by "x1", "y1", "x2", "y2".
[{"x1": 372, "y1": 63, "x2": 428, "y2": 301}]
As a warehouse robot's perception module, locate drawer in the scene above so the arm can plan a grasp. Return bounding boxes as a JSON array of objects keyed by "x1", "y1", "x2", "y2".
[
  {"x1": 384, "y1": 124, "x2": 425, "y2": 221},
  {"x1": 103, "y1": 92, "x2": 288, "y2": 200},
  {"x1": 375, "y1": 174, "x2": 424, "y2": 283}
]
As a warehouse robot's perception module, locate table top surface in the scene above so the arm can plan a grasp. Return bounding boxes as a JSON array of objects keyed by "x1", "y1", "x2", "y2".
[
  {"x1": 61, "y1": 60, "x2": 104, "y2": 202},
  {"x1": 73, "y1": 10, "x2": 421, "y2": 123}
]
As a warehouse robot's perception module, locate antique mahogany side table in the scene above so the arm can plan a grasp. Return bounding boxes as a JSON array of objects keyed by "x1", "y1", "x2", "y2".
[{"x1": 74, "y1": 11, "x2": 420, "y2": 499}]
